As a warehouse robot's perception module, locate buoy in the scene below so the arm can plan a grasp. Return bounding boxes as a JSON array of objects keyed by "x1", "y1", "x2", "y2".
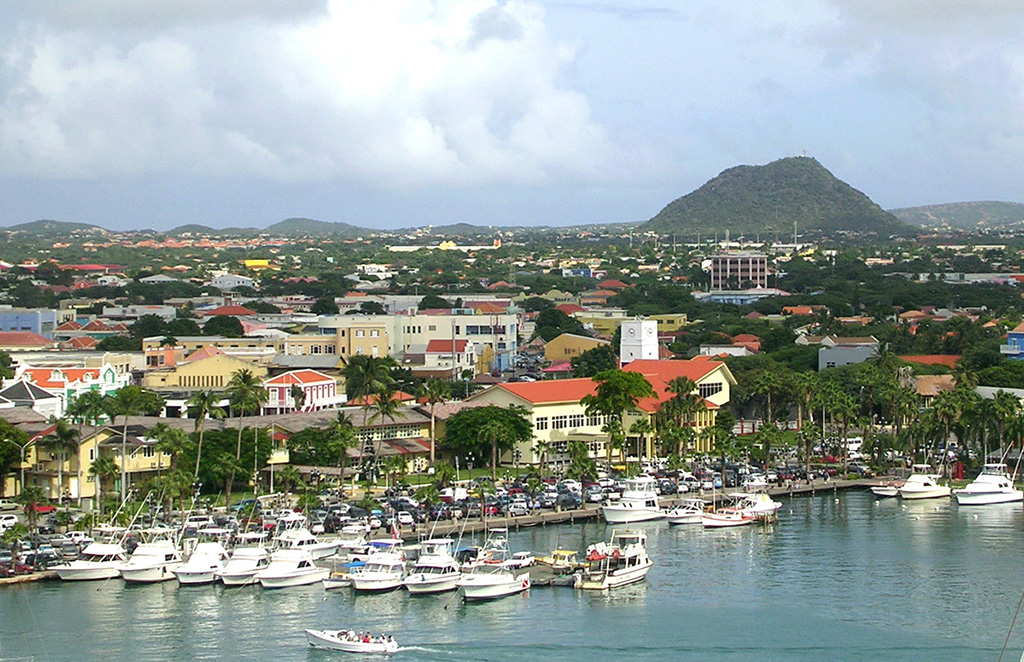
[
  {"x1": 973, "y1": 514, "x2": 979, "y2": 519},
  {"x1": 834, "y1": 498, "x2": 840, "y2": 503}
]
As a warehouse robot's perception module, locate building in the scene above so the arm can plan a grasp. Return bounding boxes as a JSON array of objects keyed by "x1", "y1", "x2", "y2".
[
  {"x1": 620, "y1": 319, "x2": 658, "y2": 364},
  {"x1": 209, "y1": 273, "x2": 256, "y2": 290},
  {"x1": 0, "y1": 331, "x2": 56, "y2": 352},
  {"x1": 707, "y1": 253, "x2": 769, "y2": 289},
  {"x1": 262, "y1": 369, "x2": 343, "y2": 415},
  {"x1": 0, "y1": 308, "x2": 60, "y2": 339},
  {"x1": 1002, "y1": 322, "x2": 1024, "y2": 360},
  {"x1": 143, "y1": 336, "x2": 286, "y2": 365},
  {"x1": 15, "y1": 363, "x2": 131, "y2": 414},
  {"x1": 818, "y1": 340, "x2": 879, "y2": 371},
  {"x1": 543, "y1": 334, "x2": 609, "y2": 363},
  {"x1": 573, "y1": 308, "x2": 630, "y2": 336},
  {"x1": 102, "y1": 305, "x2": 177, "y2": 321},
  {"x1": 142, "y1": 346, "x2": 268, "y2": 391}
]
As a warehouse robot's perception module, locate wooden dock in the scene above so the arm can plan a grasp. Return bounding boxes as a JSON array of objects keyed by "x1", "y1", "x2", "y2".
[{"x1": 0, "y1": 570, "x2": 58, "y2": 586}]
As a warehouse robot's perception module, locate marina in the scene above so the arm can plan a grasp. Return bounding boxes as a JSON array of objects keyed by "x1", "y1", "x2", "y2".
[{"x1": 3, "y1": 490, "x2": 1024, "y2": 661}]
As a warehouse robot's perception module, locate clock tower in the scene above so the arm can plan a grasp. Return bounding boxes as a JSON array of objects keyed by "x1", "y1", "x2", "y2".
[{"x1": 620, "y1": 319, "x2": 658, "y2": 365}]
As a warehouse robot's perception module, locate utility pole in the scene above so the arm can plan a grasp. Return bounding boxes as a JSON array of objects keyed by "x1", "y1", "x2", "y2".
[{"x1": 3, "y1": 436, "x2": 33, "y2": 496}]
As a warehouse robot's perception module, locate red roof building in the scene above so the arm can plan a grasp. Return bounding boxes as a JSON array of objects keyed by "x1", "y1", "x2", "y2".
[
  {"x1": 262, "y1": 369, "x2": 341, "y2": 414},
  {"x1": 200, "y1": 305, "x2": 257, "y2": 317}
]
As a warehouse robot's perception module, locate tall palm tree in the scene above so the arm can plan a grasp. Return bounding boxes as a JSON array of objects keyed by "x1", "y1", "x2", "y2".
[
  {"x1": 89, "y1": 455, "x2": 120, "y2": 518},
  {"x1": 108, "y1": 386, "x2": 164, "y2": 502},
  {"x1": 150, "y1": 423, "x2": 192, "y2": 474},
  {"x1": 328, "y1": 412, "x2": 357, "y2": 491},
  {"x1": 186, "y1": 390, "x2": 226, "y2": 480},
  {"x1": 66, "y1": 390, "x2": 111, "y2": 505},
  {"x1": 421, "y1": 378, "x2": 450, "y2": 467},
  {"x1": 369, "y1": 386, "x2": 402, "y2": 465},
  {"x1": 226, "y1": 369, "x2": 268, "y2": 508},
  {"x1": 41, "y1": 419, "x2": 79, "y2": 503}
]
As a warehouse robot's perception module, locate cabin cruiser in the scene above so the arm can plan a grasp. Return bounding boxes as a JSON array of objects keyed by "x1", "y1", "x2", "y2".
[
  {"x1": 119, "y1": 538, "x2": 183, "y2": 583},
  {"x1": 898, "y1": 465, "x2": 951, "y2": 500},
  {"x1": 54, "y1": 542, "x2": 128, "y2": 581},
  {"x1": 350, "y1": 539, "x2": 406, "y2": 592},
  {"x1": 217, "y1": 546, "x2": 272, "y2": 586},
  {"x1": 575, "y1": 530, "x2": 653, "y2": 590},
  {"x1": 172, "y1": 541, "x2": 229, "y2": 585},
  {"x1": 665, "y1": 498, "x2": 708, "y2": 525},
  {"x1": 954, "y1": 463, "x2": 1023, "y2": 505},
  {"x1": 274, "y1": 527, "x2": 340, "y2": 561},
  {"x1": 456, "y1": 528, "x2": 530, "y2": 601},
  {"x1": 256, "y1": 549, "x2": 330, "y2": 588},
  {"x1": 402, "y1": 538, "x2": 461, "y2": 594},
  {"x1": 701, "y1": 507, "x2": 755, "y2": 528},
  {"x1": 601, "y1": 476, "x2": 664, "y2": 524},
  {"x1": 730, "y1": 492, "x2": 783, "y2": 520}
]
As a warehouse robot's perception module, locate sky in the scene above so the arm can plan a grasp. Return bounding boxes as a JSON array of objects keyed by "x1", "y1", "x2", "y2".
[{"x1": 1, "y1": 0, "x2": 1023, "y2": 232}]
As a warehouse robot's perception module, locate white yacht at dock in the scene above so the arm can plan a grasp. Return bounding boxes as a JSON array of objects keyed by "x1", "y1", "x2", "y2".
[
  {"x1": 601, "y1": 476, "x2": 664, "y2": 524},
  {"x1": 954, "y1": 463, "x2": 1023, "y2": 505},
  {"x1": 575, "y1": 529, "x2": 652, "y2": 590}
]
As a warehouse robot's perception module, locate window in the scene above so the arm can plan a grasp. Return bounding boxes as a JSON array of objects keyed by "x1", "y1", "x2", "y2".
[
  {"x1": 552, "y1": 415, "x2": 568, "y2": 429},
  {"x1": 428, "y1": 325, "x2": 436, "y2": 331},
  {"x1": 356, "y1": 330, "x2": 365, "y2": 338},
  {"x1": 569, "y1": 414, "x2": 585, "y2": 428},
  {"x1": 370, "y1": 330, "x2": 380, "y2": 337},
  {"x1": 535, "y1": 417, "x2": 549, "y2": 430},
  {"x1": 698, "y1": 382, "x2": 723, "y2": 399}
]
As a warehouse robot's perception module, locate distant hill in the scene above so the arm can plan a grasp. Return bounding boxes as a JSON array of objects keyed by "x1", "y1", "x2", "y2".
[
  {"x1": 167, "y1": 224, "x2": 219, "y2": 236},
  {"x1": 889, "y1": 201, "x2": 1024, "y2": 231},
  {"x1": 3, "y1": 219, "x2": 107, "y2": 235},
  {"x1": 263, "y1": 217, "x2": 370, "y2": 236},
  {"x1": 644, "y1": 157, "x2": 913, "y2": 238}
]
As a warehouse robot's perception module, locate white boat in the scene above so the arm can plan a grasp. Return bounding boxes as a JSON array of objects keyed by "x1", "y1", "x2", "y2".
[
  {"x1": 304, "y1": 629, "x2": 399, "y2": 653},
  {"x1": 350, "y1": 539, "x2": 406, "y2": 592},
  {"x1": 730, "y1": 492, "x2": 783, "y2": 520},
  {"x1": 53, "y1": 542, "x2": 127, "y2": 581},
  {"x1": 119, "y1": 539, "x2": 183, "y2": 583},
  {"x1": 575, "y1": 530, "x2": 652, "y2": 590},
  {"x1": 172, "y1": 541, "x2": 229, "y2": 585},
  {"x1": 456, "y1": 528, "x2": 530, "y2": 601},
  {"x1": 402, "y1": 538, "x2": 461, "y2": 594},
  {"x1": 216, "y1": 546, "x2": 271, "y2": 586},
  {"x1": 701, "y1": 507, "x2": 756, "y2": 528},
  {"x1": 666, "y1": 498, "x2": 707, "y2": 525},
  {"x1": 870, "y1": 482, "x2": 902, "y2": 498},
  {"x1": 954, "y1": 463, "x2": 1024, "y2": 505},
  {"x1": 601, "y1": 476, "x2": 664, "y2": 524},
  {"x1": 323, "y1": 560, "x2": 365, "y2": 589},
  {"x1": 256, "y1": 549, "x2": 330, "y2": 588},
  {"x1": 899, "y1": 465, "x2": 952, "y2": 500},
  {"x1": 273, "y1": 527, "x2": 340, "y2": 561}
]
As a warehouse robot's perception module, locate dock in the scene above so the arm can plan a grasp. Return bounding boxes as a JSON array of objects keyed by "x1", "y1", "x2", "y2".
[{"x1": 0, "y1": 571, "x2": 58, "y2": 586}]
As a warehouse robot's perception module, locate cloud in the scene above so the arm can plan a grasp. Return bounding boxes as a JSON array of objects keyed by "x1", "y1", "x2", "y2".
[{"x1": 0, "y1": 0, "x2": 634, "y2": 187}]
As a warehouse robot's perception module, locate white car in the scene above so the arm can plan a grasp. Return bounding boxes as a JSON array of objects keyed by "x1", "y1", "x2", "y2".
[
  {"x1": 396, "y1": 511, "x2": 415, "y2": 526},
  {"x1": 66, "y1": 531, "x2": 94, "y2": 546},
  {"x1": 0, "y1": 498, "x2": 18, "y2": 511},
  {"x1": 504, "y1": 551, "x2": 535, "y2": 569},
  {"x1": 0, "y1": 513, "x2": 18, "y2": 529}
]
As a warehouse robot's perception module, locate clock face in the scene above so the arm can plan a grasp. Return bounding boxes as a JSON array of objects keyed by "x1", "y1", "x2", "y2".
[
  {"x1": 628, "y1": 327, "x2": 636, "y2": 337},
  {"x1": 645, "y1": 327, "x2": 654, "y2": 336}
]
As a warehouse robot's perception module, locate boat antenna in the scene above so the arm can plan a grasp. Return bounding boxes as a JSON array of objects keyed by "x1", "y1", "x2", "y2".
[{"x1": 998, "y1": 586, "x2": 1024, "y2": 662}]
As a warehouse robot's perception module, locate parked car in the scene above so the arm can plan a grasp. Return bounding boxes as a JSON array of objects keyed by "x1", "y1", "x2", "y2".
[
  {"x1": 505, "y1": 551, "x2": 535, "y2": 569},
  {"x1": 0, "y1": 514, "x2": 18, "y2": 530},
  {"x1": 0, "y1": 498, "x2": 18, "y2": 511},
  {"x1": 65, "y1": 531, "x2": 94, "y2": 546},
  {"x1": 507, "y1": 500, "x2": 530, "y2": 517}
]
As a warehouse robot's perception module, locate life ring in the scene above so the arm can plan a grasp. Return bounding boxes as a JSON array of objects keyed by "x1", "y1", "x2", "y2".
[
  {"x1": 586, "y1": 550, "x2": 605, "y2": 562},
  {"x1": 611, "y1": 549, "x2": 621, "y2": 560}
]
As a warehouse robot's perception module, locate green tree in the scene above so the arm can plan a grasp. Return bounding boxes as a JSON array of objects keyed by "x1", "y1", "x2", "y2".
[
  {"x1": 442, "y1": 405, "x2": 532, "y2": 477},
  {"x1": 89, "y1": 455, "x2": 120, "y2": 518},
  {"x1": 108, "y1": 386, "x2": 164, "y2": 502},
  {"x1": 311, "y1": 296, "x2": 338, "y2": 316},
  {"x1": 202, "y1": 315, "x2": 244, "y2": 337},
  {"x1": 0, "y1": 418, "x2": 31, "y2": 496},
  {"x1": 532, "y1": 308, "x2": 586, "y2": 342},
  {"x1": 226, "y1": 369, "x2": 268, "y2": 508},
  {"x1": 421, "y1": 378, "x2": 450, "y2": 466},
  {"x1": 185, "y1": 390, "x2": 226, "y2": 479},
  {"x1": 565, "y1": 440, "x2": 597, "y2": 484},
  {"x1": 580, "y1": 369, "x2": 654, "y2": 465},
  {"x1": 570, "y1": 344, "x2": 618, "y2": 378},
  {"x1": 40, "y1": 419, "x2": 79, "y2": 504}
]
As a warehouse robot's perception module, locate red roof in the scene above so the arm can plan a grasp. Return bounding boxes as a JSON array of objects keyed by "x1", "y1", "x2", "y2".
[
  {"x1": 67, "y1": 336, "x2": 99, "y2": 349},
  {"x1": 426, "y1": 339, "x2": 468, "y2": 353},
  {"x1": 542, "y1": 362, "x2": 573, "y2": 373},
  {"x1": 899, "y1": 355, "x2": 961, "y2": 368},
  {"x1": 184, "y1": 346, "x2": 225, "y2": 362},
  {"x1": 597, "y1": 279, "x2": 629, "y2": 289},
  {"x1": 496, "y1": 379, "x2": 597, "y2": 404},
  {"x1": 0, "y1": 331, "x2": 52, "y2": 348},
  {"x1": 202, "y1": 305, "x2": 257, "y2": 317},
  {"x1": 555, "y1": 303, "x2": 585, "y2": 314},
  {"x1": 265, "y1": 369, "x2": 334, "y2": 385},
  {"x1": 56, "y1": 321, "x2": 82, "y2": 331},
  {"x1": 347, "y1": 390, "x2": 417, "y2": 406}
]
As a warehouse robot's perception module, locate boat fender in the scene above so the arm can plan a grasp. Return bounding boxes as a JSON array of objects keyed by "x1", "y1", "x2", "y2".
[{"x1": 586, "y1": 550, "x2": 605, "y2": 562}]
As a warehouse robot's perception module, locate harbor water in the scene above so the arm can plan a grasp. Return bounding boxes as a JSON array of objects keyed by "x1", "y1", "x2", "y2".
[{"x1": 2, "y1": 491, "x2": 1023, "y2": 661}]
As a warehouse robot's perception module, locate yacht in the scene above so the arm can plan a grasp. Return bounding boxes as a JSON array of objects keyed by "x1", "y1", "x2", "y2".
[
  {"x1": 350, "y1": 539, "x2": 406, "y2": 592},
  {"x1": 575, "y1": 530, "x2": 653, "y2": 590},
  {"x1": 730, "y1": 492, "x2": 783, "y2": 520},
  {"x1": 53, "y1": 542, "x2": 128, "y2": 581},
  {"x1": 256, "y1": 549, "x2": 330, "y2": 588},
  {"x1": 172, "y1": 541, "x2": 229, "y2": 585},
  {"x1": 601, "y1": 476, "x2": 664, "y2": 524},
  {"x1": 274, "y1": 527, "x2": 340, "y2": 560},
  {"x1": 456, "y1": 528, "x2": 531, "y2": 601},
  {"x1": 898, "y1": 465, "x2": 951, "y2": 500},
  {"x1": 402, "y1": 538, "x2": 461, "y2": 594},
  {"x1": 119, "y1": 538, "x2": 183, "y2": 583},
  {"x1": 954, "y1": 463, "x2": 1023, "y2": 505},
  {"x1": 665, "y1": 498, "x2": 707, "y2": 525},
  {"x1": 216, "y1": 546, "x2": 271, "y2": 586}
]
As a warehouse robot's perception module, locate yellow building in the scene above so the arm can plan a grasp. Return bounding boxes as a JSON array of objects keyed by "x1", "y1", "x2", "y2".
[
  {"x1": 142, "y1": 348, "x2": 268, "y2": 390},
  {"x1": 573, "y1": 309, "x2": 630, "y2": 336},
  {"x1": 243, "y1": 259, "x2": 278, "y2": 271},
  {"x1": 649, "y1": 313, "x2": 689, "y2": 334},
  {"x1": 543, "y1": 333, "x2": 610, "y2": 363},
  {"x1": 143, "y1": 335, "x2": 285, "y2": 365}
]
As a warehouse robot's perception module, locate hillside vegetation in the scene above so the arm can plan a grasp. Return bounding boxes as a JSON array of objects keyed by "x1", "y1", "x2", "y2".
[
  {"x1": 644, "y1": 157, "x2": 912, "y2": 238},
  {"x1": 889, "y1": 201, "x2": 1024, "y2": 231}
]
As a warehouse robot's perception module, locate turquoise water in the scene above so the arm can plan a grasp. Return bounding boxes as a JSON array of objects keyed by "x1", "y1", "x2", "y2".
[{"x1": 2, "y1": 492, "x2": 1023, "y2": 661}]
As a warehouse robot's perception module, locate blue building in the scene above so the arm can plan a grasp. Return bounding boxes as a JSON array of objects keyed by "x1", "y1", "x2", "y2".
[
  {"x1": 1002, "y1": 322, "x2": 1024, "y2": 360},
  {"x1": 0, "y1": 308, "x2": 59, "y2": 339}
]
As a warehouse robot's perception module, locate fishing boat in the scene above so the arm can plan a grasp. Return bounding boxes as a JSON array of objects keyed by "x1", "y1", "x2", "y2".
[
  {"x1": 216, "y1": 546, "x2": 271, "y2": 586},
  {"x1": 304, "y1": 629, "x2": 399, "y2": 653},
  {"x1": 665, "y1": 498, "x2": 707, "y2": 525},
  {"x1": 119, "y1": 538, "x2": 182, "y2": 584},
  {"x1": 700, "y1": 507, "x2": 755, "y2": 528},
  {"x1": 53, "y1": 542, "x2": 128, "y2": 581},
  {"x1": 256, "y1": 549, "x2": 330, "y2": 588},
  {"x1": 456, "y1": 528, "x2": 531, "y2": 601},
  {"x1": 870, "y1": 481, "x2": 902, "y2": 498},
  {"x1": 172, "y1": 541, "x2": 229, "y2": 585},
  {"x1": 898, "y1": 465, "x2": 951, "y2": 500},
  {"x1": 954, "y1": 463, "x2": 1023, "y2": 505},
  {"x1": 402, "y1": 538, "x2": 461, "y2": 594},
  {"x1": 575, "y1": 530, "x2": 652, "y2": 590},
  {"x1": 350, "y1": 539, "x2": 406, "y2": 592},
  {"x1": 322, "y1": 560, "x2": 365, "y2": 590},
  {"x1": 601, "y1": 476, "x2": 664, "y2": 524}
]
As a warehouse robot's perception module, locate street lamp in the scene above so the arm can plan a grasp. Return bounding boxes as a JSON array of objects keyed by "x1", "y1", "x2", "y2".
[{"x1": 3, "y1": 436, "x2": 33, "y2": 496}]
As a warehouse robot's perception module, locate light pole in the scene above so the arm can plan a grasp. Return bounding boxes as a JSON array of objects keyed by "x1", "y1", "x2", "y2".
[{"x1": 3, "y1": 436, "x2": 33, "y2": 496}]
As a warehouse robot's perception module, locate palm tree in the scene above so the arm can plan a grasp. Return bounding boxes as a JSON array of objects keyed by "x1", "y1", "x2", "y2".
[
  {"x1": 66, "y1": 390, "x2": 110, "y2": 505},
  {"x1": 629, "y1": 418, "x2": 654, "y2": 466},
  {"x1": 791, "y1": 372, "x2": 818, "y2": 432},
  {"x1": 150, "y1": 423, "x2": 192, "y2": 475},
  {"x1": 369, "y1": 386, "x2": 402, "y2": 470},
  {"x1": 479, "y1": 418, "x2": 515, "y2": 482},
  {"x1": 108, "y1": 386, "x2": 165, "y2": 502},
  {"x1": 186, "y1": 390, "x2": 226, "y2": 479},
  {"x1": 289, "y1": 384, "x2": 306, "y2": 411},
  {"x1": 421, "y1": 378, "x2": 450, "y2": 466},
  {"x1": 433, "y1": 460, "x2": 456, "y2": 488},
  {"x1": 89, "y1": 455, "x2": 120, "y2": 518},
  {"x1": 41, "y1": 419, "x2": 79, "y2": 504},
  {"x1": 226, "y1": 369, "x2": 268, "y2": 508},
  {"x1": 328, "y1": 412, "x2": 357, "y2": 492}
]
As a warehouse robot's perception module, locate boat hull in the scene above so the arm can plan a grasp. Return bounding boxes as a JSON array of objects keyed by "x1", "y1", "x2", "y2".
[
  {"x1": 403, "y1": 573, "x2": 460, "y2": 594},
  {"x1": 870, "y1": 486, "x2": 900, "y2": 498},
  {"x1": 954, "y1": 490, "x2": 1024, "y2": 506},
  {"x1": 701, "y1": 513, "x2": 754, "y2": 528},
  {"x1": 601, "y1": 506, "x2": 664, "y2": 524},
  {"x1": 258, "y1": 568, "x2": 330, "y2": 588},
  {"x1": 173, "y1": 570, "x2": 219, "y2": 585},
  {"x1": 351, "y1": 573, "x2": 404, "y2": 593},
  {"x1": 459, "y1": 573, "x2": 531, "y2": 601},
  {"x1": 121, "y1": 563, "x2": 181, "y2": 583},
  {"x1": 576, "y1": 559, "x2": 652, "y2": 590},
  {"x1": 218, "y1": 570, "x2": 261, "y2": 586},
  {"x1": 899, "y1": 487, "x2": 951, "y2": 500},
  {"x1": 55, "y1": 563, "x2": 122, "y2": 582},
  {"x1": 305, "y1": 630, "x2": 398, "y2": 653},
  {"x1": 665, "y1": 511, "x2": 702, "y2": 525}
]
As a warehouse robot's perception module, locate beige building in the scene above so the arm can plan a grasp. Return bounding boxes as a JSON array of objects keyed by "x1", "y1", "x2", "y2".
[
  {"x1": 142, "y1": 347, "x2": 268, "y2": 390},
  {"x1": 143, "y1": 335, "x2": 285, "y2": 365},
  {"x1": 543, "y1": 333, "x2": 610, "y2": 363},
  {"x1": 573, "y1": 309, "x2": 630, "y2": 336},
  {"x1": 649, "y1": 313, "x2": 689, "y2": 334}
]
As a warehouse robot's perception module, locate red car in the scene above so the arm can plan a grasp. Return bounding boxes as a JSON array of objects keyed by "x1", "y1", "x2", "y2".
[{"x1": 26, "y1": 503, "x2": 56, "y2": 514}]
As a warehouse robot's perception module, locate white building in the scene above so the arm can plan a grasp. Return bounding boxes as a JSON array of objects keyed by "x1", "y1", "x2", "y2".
[
  {"x1": 209, "y1": 273, "x2": 256, "y2": 291},
  {"x1": 620, "y1": 319, "x2": 658, "y2": 365}
]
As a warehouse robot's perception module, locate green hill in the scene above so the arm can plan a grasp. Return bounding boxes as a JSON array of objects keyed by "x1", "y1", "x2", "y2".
[
  {"x1": 263, "y1": 217, "x2": 371, "y2": 236},
  {"x1": 889, "y1": 201, "x2": 1024, "y2": 231},
  {"x1": 3, "y1": 219, "x2": 107, "y2": 235},
  {"x1": 644, "y1": 157, "x2": 912, "y2": 238}
]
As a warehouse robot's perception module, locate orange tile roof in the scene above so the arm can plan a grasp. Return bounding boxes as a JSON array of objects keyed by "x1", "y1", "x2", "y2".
[
  {"x1": 202, "y1": 305, "x2": 257, "y2": 317},
  {"x1": 425, "y1": 339, "x2": 468, "y2": 353},
  {"x1": 0, "y1": 331, "x2": 52, "y2": 347},
  {"x1": 184, "y1": 346, "x2": 225, "y2": 362},
  {"x1": 555, "y1": 303, "x2": 585, "y2": 314},
  {"x1": 347, "y1": 390, "x2": 417, "y2": 406},
  {"x1": 900, "y1": 355, "x2": 961, "y2": 368},
  {"x1": 265, "y1": 369, "x2": 334, "y2": 385}
]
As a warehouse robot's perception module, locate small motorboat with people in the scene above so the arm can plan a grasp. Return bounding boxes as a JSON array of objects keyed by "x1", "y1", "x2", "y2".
[
  {"x1": 119, "y1": 537, "x2": 183, "y2": 583},
  {"x1": 954, "y1": 463, "x2": 1023, "y2": 505},
  {"x1": 601, "y1": 476, "x2": 665, "y2": 524},
  {"x1": 456, "y1": 528, "x2": 531, "y2": 601},
  {"x1": 665, "y1": 498, "x2": 708, "y2": 525},
  {"x1": 402, "y1": 538, "x2": 461, "y2": 594},
  {"x1": 350, "y1": 539, "x2": 406, "y2": 592},
  {"x1": 256, "y1": 549, "x2": 330, "y2": 588},
  {"x1": 898, "y1": 465, "x2": 952, "y2": 500},
  {"x1": 305, "y1": 629, "x2": 399, "y2": 653},
  {"x1": 172, "y1": 541, "x2": 230, "y2": 585},
  {"x1": 575, "y1": 530, "x2": 652, "y2": 590}
]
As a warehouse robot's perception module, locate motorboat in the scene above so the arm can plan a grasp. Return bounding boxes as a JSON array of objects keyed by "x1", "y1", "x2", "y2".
[
  {"x1": 575, "y1": 530, "x2": 652, "y2": 590},
  {"x1": 402, "y1": 538, "x2": 461, "y2": 594},
  {"x1": 350, "y1": 539, "x2": 406, "y2": 592},
  {"x1": 665, "y1": 498, "x2": 708, "y2": 525},
  {"x1": 898, "y1": 465, "x2": 951, "y2": 500},
  {"x1": 701, "y1": 507, "x2": 756, "y2": 528},
  {"x1": 305, "y1": 629, "x2": 399, "y2": 653},
  {"x1": 274, "y1": 527, "x2": 340, "y2": 561},
  {"x1": 601, "y1": 476, "x2": 665, "y2": 524},
  {"x1": 119, "y1": 538, "x2": 183, "y2": 583},
  {"x1": 456, "y1": 528, "x2": 530, "y2": 601},
  {"x1": 954, "y1": 463, "x2": 1023, "y2": 505},
  {"x1": 216, "y1": 546, "x2": 271, "y2": 586},
  {"x1": 323, "y1": 560, "x2": 365, "y2": 590},
  {"x1": 172, "y1": 541, "x2": 229, "y2": 585},
  {"x1": 870, "y1": 481, "x2": 902, "y2": 498},
  {"x1": 53, "y1": 542, "x2": 128, "y2": 581},
  {"x1": 256, "y1": 549, "x2": 330, "y2": 588},
  {"x1": 536, "y1": 548, "x2": 581, "y2": 571},
  {"x1": 730, "y1": 492, "x2": 783, "y2": 520}
]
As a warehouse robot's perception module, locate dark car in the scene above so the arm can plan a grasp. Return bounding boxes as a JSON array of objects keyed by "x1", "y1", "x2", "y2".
[{"x1": 556, "y1": 494, "x2": 581, "y2": 510}]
